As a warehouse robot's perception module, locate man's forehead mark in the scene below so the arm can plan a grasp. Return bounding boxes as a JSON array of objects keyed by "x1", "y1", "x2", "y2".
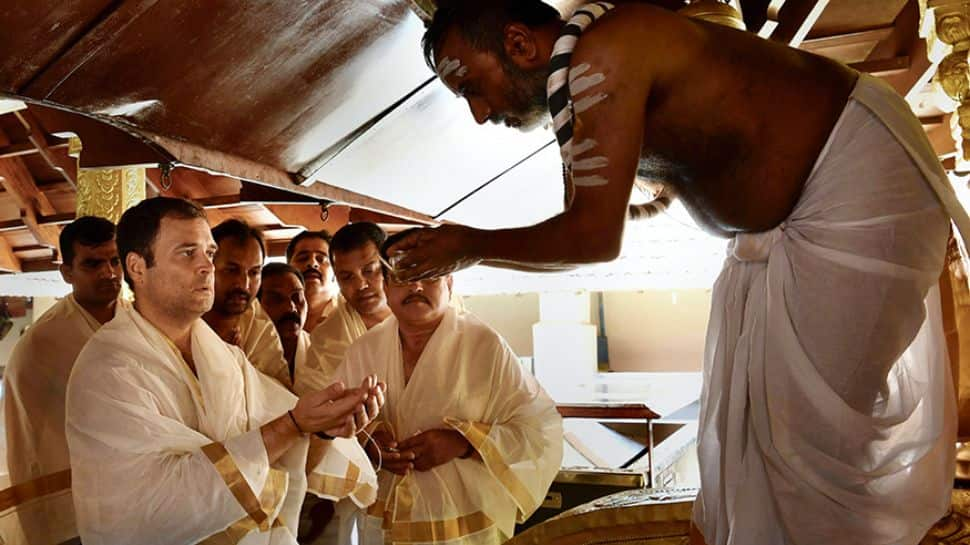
[{"x1": 437, "y1": 56, "x2": 468, "y2": 81}]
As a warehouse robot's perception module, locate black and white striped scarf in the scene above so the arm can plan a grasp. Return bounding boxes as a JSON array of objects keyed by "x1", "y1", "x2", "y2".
[
  {"x1": 547, "y1": 2, "x2": 614, "y2": 209},
  {"x1": 546, "y1": 2, "x2": 674, "y2": 219}
]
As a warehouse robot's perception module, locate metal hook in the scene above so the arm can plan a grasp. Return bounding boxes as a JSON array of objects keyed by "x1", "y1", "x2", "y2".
[
  {"x1": 159, "y1": 163, "x2": 174, "y2": 191},
  {"x1": 320, "y1": 202, "x2": 330, "y2": 222}
]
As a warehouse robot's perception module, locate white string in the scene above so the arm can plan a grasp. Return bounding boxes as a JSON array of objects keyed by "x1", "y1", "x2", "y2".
[{"x1": 356, "y1": 425, "x2": 383, "y2": 474}]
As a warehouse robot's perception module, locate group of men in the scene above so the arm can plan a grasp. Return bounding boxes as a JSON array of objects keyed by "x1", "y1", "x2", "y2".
[
  {"x1": 2, "y1": 197, "x2": 563, "y2": 545},
  {"x1": 2, "y1": 0, "x2": 969, "y2": 544}
]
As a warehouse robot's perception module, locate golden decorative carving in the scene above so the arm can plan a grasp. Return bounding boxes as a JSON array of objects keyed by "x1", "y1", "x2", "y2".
[
  {"x1": 679, "y1": 0, "x2": 746, "y2": 31},
  {"x1": 507, "y1": 488, "x2": 695, "y2": 545},
  {"x1": 923, "y1": 2, "x2": 970, "y2": 168},
  {"x1": 921, "y1": 489, "x2": 970, "y2": 544},
  {"x1": 70, "y1": 138, "x2": 146, "y2": 224},
  {"x1": 407, "y1": 0, "x2": 436, "y2": 23}
]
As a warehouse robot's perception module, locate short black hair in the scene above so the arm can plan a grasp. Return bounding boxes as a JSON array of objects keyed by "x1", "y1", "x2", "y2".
[
  {"x1": 329, "y1": 222, "x2": 386, "y2": 264},
  {"x1": 285, "y1": 230, "x2": 332, "y2": 262},
  {"x1": 60, "y1": 215, "x2": 116, "y2": 267},
  {"x1": 116, "y1": 197, "x2": 206, "y2": 289},
  {"x1": 258, "y1": 262, "x2": 304, "y2": 299},
  {"x1": 211, "y1": 219, "x2": 265, "y2": 259},
  {"x1": 422, "y1": 0, "x2": 562, "y2": 71}
]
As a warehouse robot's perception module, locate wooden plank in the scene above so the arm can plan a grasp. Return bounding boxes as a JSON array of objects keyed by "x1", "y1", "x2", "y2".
[
  {"x1": 760, "y1": 0, "x2": 831, "y2": 47},
  {"x1": 13, "y1": 110, "x2": 77, "y2": 189},
  {"x1": 849, "y1": 56, "x2": 911, "y2": 76},
  {"x1": 20, "y1": 258, "x2": 58, "y2": 273},
  {"x1": 0, "y1": 140, "x2": 69, "y2": 160},
  {"x1": 556, "y1": 403, "x2": 661, "y2": 420},
  {"x1": 0, "y1": 158, "x2": 57, "y2": 215},
  {"x1": 0, "y1": 235, "x2": 22, "y2": 272},
  {"x1": 800, "y1": 26, "x2": 895, "y2": 51},
  {"x1": 0, "y1": 157, "x2": 62, "y2": 251}
]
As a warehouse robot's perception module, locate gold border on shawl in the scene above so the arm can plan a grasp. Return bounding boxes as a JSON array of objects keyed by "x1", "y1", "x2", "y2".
[
  {"x1": 444, "y1": 418, "x2": 535, "y2": 516},
  {"x1": 389, "y1": 511, "x2": 494, "y2": 543},
  {"x1": 0, "y1": 469, "x2": 72, "y2": 512},
  {"x1": 307, "y1": 461, "x2": 364, "y2": 498},
  {"x1": 504, "y1": 496, "x2": 693, "y2": 545},
  {"x1": 201, "y1": 442, "x2": 271, "y2": 528}
]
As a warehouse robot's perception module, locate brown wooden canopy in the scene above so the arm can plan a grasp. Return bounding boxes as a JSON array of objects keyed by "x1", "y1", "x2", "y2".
[{"x1": 0, "y1": 0, "x2": 952, "y2": 273}]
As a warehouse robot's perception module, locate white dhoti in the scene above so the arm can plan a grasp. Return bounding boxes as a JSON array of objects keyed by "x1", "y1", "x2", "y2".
[
  {"x1": 693, "y1": 74, "x2": 969, "y2": 545},
  {"x1": 339, "y1": 308, "x2": 563, "y2": 545},
  {"x1": 0, "y1": 296, "x2": 118, "y2": 545},
  {"x1": 65, "y1": 304, "x2": 376, "y2": 545}
]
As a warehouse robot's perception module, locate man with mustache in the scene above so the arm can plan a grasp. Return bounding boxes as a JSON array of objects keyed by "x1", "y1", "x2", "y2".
[
  {"x1": 3, "y1": 216, "x2": 123, "y2": 545},
  {"x1": 300, "y1": 223, "x2": 393, "y2": 545},
  {"x1": 335, "y1": 230, "x2": 562, "y2": 545},
  {"x1": 258, "y1": 262, "x2": 342, "y2": 545},
  {"x1": 66, "y1": 197, "x2": 384, "y2": 545},
  {"x1": 304, "y1": 222, "x2": 392, "y2": 391},
  {"x1": 203, "y1": 219, "x2": 291, "y2": 389},
  {"x1": 287, "y1": 230, "x2": 338, "y2": 333},
  {"x1": 258, "y1": 263, "x2": 311, "y2": 392},
  {"x1": 389, "y1": 3, "x2": 970, "y2": 544}
]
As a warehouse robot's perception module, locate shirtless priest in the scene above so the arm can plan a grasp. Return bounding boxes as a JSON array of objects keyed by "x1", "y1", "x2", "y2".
[{"x1": 65, "y1": 197, "x2": 384, "y2": 545}]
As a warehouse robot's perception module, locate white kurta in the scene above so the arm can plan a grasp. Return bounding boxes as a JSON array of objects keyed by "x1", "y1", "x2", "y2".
[
  {"x1": 693, "y1": 74, "x2": 969, "y2": 545},
  {"x1": 303, "y1": 297, "x2": 368, "y2": 395},
  {"x1": 239, "y1": 300, "x2": 292, "y2": 391},
  {"x1": 338, "y1": 307, "x2": 563, "y2": 545},
  {"x1": 1, "y1": 296, "x2": 119, "y2": 545},
  {"x1": 65, "y1": 304, "x2": 376, "y2": 545}
]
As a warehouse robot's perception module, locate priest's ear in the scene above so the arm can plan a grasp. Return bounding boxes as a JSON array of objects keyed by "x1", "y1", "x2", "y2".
[
  {"x1": 503, "y1": 22, "x2": 542, "y2": 69},
  {"x1": 125, "y1": 252, "x2": 148, "y2": 288}
]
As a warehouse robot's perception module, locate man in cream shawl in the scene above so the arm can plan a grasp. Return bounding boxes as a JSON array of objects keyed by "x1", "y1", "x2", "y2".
[
  {"x1": 300, "y1": 223, "x2": 394, "y2": 544},
  {"x1": 203, "y1": 219, "x2": 292, "y2": 389},
  {"x1": 66, "y1": 197, "x2": 384, "y2": 545},
  {"x1": 336, "y1": 234, "x2": 563, "y2": 545},
  {"x1": 2, "y1": 217, "x2": 123, "y2": 545},
  {"x1": 305, "y1": 222, "x2": 392, "y2": 391}
]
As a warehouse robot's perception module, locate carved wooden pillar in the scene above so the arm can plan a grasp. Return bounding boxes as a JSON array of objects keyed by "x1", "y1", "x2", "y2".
[
  {"x1": 68, "y1": 137, "x2": 146, "y2": 223},
  {"x1": 922, "y1": 1, "x2": 970, "y2": 169}
]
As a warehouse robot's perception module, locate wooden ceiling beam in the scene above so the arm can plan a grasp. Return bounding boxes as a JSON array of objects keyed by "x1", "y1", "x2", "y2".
[
  {"x1": 0, "y1": 157, "x2": 62, "y2": 254},
  {"x1": 800, "y1": 26, "x2": 895, "y2": 50},
  {"x1": 12, "y1": 110, "x2": 76, "y2": 189},
  {"x1": 0, "y1": 235, "x2": 22, "y2": 273},
  {"x1": 849, "y1": 55, "x2": 911, "y2": 76},
  {"x1": 20, "y1": 258, "x2": 57, "y2": 273},
  {"x1": 760, "y1": 0, "x2": 831, "y2": 47},
  {"x1": 0, "y1": 140, "x2": 69, "y2": 160}
]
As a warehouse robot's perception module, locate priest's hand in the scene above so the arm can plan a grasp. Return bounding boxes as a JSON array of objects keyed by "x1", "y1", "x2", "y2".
[
  {"x1": 385, "y1": 226, "x2": 482, "y2": 282},
  {"x1": 396, "y1": 429, "x2": 473, "y2": 472},
  {"x1": 365, "y1": 429, "x2": 415, "y2": 475}
]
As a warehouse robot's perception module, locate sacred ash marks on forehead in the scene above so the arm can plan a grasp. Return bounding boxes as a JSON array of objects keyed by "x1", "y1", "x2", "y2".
[{"x1": 436, "y1": 56, "x2": 469, "y2": 81}]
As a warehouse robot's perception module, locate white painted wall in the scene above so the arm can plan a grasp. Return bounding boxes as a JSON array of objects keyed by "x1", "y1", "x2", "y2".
[
  {"x1": 463, "y1": 289, "x2": 711, "y2": 372},
  {"x1": 461, "y1": 293, "x2": 539, "y2": 357}
]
